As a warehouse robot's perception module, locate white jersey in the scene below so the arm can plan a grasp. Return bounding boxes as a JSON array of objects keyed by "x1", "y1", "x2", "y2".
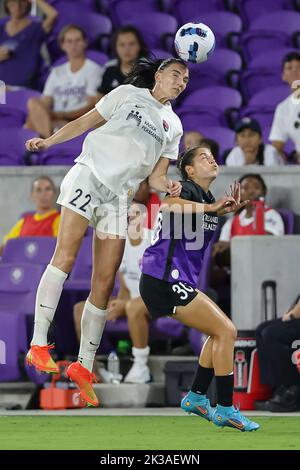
[
  {"x1": 43, "y1": 59, "x2": 103, "y2": 112},
  {"x1": 75, "y1": 84, "x2": 183, "y2": 198},
  {"x1": 120, "y1": 229, "x2": 153, "y2": 298},
  {"x1": 226, "y1": 145, "x2": 284, "y2": 166},
  {"x1": 269, "y1": 93, "x2": 300, "y2": 152},
  {"x1": 219, "y1": 208, "x2": 285, "y2": 241}
]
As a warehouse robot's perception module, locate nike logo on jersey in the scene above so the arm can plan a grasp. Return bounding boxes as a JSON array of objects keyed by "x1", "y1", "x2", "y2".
[
  {"x1": 40, "y1": 304, "x2": 54, "y2": 310},
  {"x1": 135, "y1": 105, "x2": 145, "y2": 109}
]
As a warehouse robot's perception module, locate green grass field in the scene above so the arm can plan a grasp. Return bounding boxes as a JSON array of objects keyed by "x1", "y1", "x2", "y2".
[{"x1": 0, "y1": 416, "x2": 299, "y2": 450}]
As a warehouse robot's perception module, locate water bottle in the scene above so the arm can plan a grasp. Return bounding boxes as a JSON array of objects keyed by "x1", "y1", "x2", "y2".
[{"x1": 107, "y1": 351, "x2": 120, "y2": 384}]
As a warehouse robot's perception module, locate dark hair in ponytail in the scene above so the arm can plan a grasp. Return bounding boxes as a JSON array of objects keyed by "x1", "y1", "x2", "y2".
[
  {"x1": 125, "y1": 57, "x2": 187, "y2": 89},
  {"x1": 177, "y1": 143, "x2": 212, "y2": 180}
]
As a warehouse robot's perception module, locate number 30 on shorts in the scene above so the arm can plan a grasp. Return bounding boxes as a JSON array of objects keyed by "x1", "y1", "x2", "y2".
[
  {"x1": 172, "y1": 282, "x2": 194, "y2": 300},
  {"x1": 69, "y1": 188, "x2": 91, "y2": 213}
]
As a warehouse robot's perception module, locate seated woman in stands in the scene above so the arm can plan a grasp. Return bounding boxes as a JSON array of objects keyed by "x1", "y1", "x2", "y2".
[
  {"x1": 225, "y1": 118, "x2": 283, "y2": 166},
  {"x1": 0, "y1": 0, "x2": 57, "y2": 88}
]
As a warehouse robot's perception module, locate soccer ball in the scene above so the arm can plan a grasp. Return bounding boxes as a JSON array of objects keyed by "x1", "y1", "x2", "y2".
[{"x1": 174, "y1": 22, "x2": 215, "y2": 64}]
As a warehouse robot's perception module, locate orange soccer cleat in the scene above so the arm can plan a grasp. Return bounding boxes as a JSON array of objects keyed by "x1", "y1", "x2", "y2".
[
  {"x1": 26, "y1": 344, "x2": 59, "y2": 374},
  {"x1": 66, "y1": 361, "x2": 99, "y2": 407}
]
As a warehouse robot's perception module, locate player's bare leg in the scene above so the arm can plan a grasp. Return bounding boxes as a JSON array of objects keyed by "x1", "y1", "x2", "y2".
[{"x1": 175, "y1": 292, "x2": 259, "y2": 431}]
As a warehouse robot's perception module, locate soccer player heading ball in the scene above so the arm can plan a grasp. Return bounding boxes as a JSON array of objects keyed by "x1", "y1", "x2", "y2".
[{"x1": 25, "y1": 57, "x2": 189, "y2": 406}]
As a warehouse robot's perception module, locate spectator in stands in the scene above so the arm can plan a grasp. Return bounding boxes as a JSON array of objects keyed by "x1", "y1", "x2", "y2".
[
  {"x1": 211, "y1": 174, "x2": 284, "y2": 314},
  {"x1": 25, "y1": 25, "x2": 102, "y2": 138},
  {"x1": 96, "y1": 25, "x2": 149, "y2": 99},
  {"x1": 183, "y1": 130, "x2": 203, "y2": 149},
  {"x1": 0, "y1": 175, "x2": 60, "y2": 256},
  {"x1": 0, "y1": 0, "x2": 57, "y2": 88},
  {"x1": 183, "y1": 131, "x2": 220, "y2": 160},
  {"x1": 73, "y1": 201, "x2": 154, "y2": 383},
  {"x1": 226, "y1": 118, "x2": 283, "y2": 166},
  {"x1": 270, "y1": 51, "x2": 300, "y2": 163},
  {"x1": 255, "y1": 296, "x2": 300, "y2": 412}
]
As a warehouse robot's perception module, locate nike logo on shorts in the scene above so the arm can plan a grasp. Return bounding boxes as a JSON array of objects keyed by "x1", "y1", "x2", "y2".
[{"x1": 40, "y1": 304, "x2": 54, "y2": 309}]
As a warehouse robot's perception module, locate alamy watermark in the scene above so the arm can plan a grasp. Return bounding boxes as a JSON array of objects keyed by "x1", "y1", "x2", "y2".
[{"x1": 94, "y1": 200, "x2": 212, "y2": 251}]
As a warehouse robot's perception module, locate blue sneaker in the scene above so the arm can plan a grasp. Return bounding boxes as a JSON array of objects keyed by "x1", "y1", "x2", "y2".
[
  {"x1": 212, "y1": 405, "x2": 260, "y2": 432},
  {"x1": 181, "y1": 391, "x2": 214, "y2": 422}
]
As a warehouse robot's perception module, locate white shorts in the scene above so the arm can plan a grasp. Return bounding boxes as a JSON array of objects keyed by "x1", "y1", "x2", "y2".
[{"x1": 57, "y1": 163, "x2": 129, "y2": 237}]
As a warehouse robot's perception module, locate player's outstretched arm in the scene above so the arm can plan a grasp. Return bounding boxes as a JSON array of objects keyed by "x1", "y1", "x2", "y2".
[
  {"x1": 25, "y1": 108, "x2": 106, "y2": 152},
  {"x1": 161, "y1": 195, "x2": 239, "y2": 214}
]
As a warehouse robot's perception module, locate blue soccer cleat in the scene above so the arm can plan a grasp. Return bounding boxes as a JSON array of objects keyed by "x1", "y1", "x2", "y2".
[
  {"x1": 212, "y1": 405, "x2": 260, "y2": 432},
  {"x1": 181, "y1": 390, "x2": 214, "y2": 422}
]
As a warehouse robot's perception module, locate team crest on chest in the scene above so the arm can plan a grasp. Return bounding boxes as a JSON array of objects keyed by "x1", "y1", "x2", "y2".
[{"x1": 126, "y1": 110, "x2": 142, "y2": 127}]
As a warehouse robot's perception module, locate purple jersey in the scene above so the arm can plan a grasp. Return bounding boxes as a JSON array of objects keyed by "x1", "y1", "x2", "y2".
[{"x1": 141, "y1": 180, "x2": 219, "y2": 287}]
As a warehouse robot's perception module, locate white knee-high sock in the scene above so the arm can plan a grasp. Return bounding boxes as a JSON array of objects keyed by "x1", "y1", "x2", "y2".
[
  {"x1": 78, "y1": 299, "x2": 107, "y2": 372},
  {"x1": 31, "y1": 264, "x2": 68, "y2": 346}
]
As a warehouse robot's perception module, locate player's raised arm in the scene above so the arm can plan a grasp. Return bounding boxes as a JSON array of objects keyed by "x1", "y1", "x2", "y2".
[
  {"x1": 161, "y1": 195, "x2": 239, "y2": 215},
  {"x1": 25, "y1": 108, "x2": 106, "y2": 151}
]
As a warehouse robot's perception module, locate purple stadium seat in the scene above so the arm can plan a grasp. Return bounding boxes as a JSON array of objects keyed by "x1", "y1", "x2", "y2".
[
  {"x1": 0, "y1": 88, "x2": 41, "y2": 127},
  {"x1": 249, "y1": 11, "x2": 300, "y2": 35},
  {"x1": 0, "y1": 263, "x2": 45, "y2": 379},
  {"x1": 193, "y1": 12, "x2": 242, "y2": 48},
  {"x1": 177, "y1": 108, "x2": 224, "y2": 128},
  {"x1": 53, "y1": 49, "x2": 109, "y2": 67},
  {"x1": 237, "y1": 0, "x2": 295, "y2": 27},
  {"x1": 65, "y1": 237, "x2": 119, "y2": 295},
  {"x1": 177, "y1": 86, "x2": 242, "y2": 128},
  {"x1": 118, "y1": 12, "x2": 177, "y2": 50},
  {"x1": 0, "y1": 128, "x2": 38, "y2": 165},
  {"x1": 1, "y1": 237, "x2": 56, "y2": 266},
  {"x1": 248, "y1": 48, "x2": 298, "y2": 70},
  {"x1": 0, "y1": 263, "x2": 44, "y2": 316},
  {"x1": 47, "y1": 3, "x2": 112, "y2": 60},
  {"x1": 172, "y1": 0, "x2": 226, "y2": 24},
  {"x1": 64, "y1": 237, "x2": 92, "y2": 292},
  {"x1": 151, "y1": 48, "x2": 174, "y2": 59},
  {"x1": 241, "y1": 12, "x2": 300, "y2": 60},
  {"x1": 154, "y1": 317, "x2": 184, "y2": 338},
  {"x1": 38, "y1": 132, "x2": 88, "y2": 165},
  {"x1": 0, "y1": 312, "x2": 27, "y2": 381},
  {"x1": 247, "y1": 86, "x2": 289, "y2": 108},
  {"x1": 48, "y1": 0, "x2": 96, "y2": 7},
  {"x1": 241, "y1": 32, "x2": 291, "y2": 62},
  {"x1": 241, "y1": 86, "x2": 290, "y2": 139},
  {"x1": 188, "y1": 328, "x2": 204, "y2": 356},
  {"x1": 110, "y1": 0, "x2": 159, "y2": 26},
  {"x1": 240, "y1": 69, "x2": 284, "y2": 100},
  {"x1": 181, "y1": 123, "x2": 235, "y2": 162},
  {"x1": 276, "y1": 208, "x2": 295, "y2": 234},
  {"x1": 181, "y1": 49, "x2": 242, "y2": 96},
  {"x1": 104, "y1": 316, "x2": 185, "y2": 344}
]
